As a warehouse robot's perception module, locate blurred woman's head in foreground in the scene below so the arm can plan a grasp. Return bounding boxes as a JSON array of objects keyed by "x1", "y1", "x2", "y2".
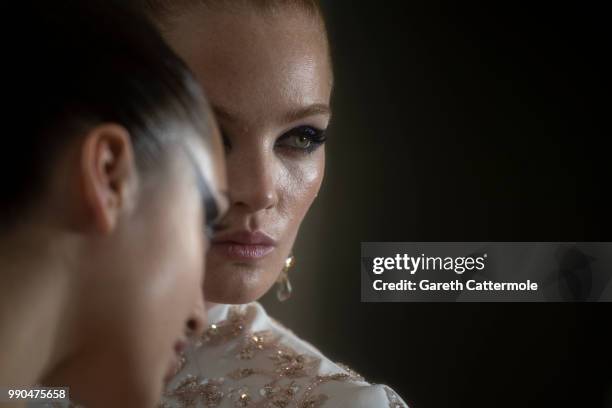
[{"x1": 0, "y1": 1, "x2": 227, "y2": 406}]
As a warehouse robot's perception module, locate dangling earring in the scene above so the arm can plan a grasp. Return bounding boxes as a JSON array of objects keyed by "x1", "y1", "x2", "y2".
[{"x1": 276, "y1": 254, "x2": 295, "y2": 302}]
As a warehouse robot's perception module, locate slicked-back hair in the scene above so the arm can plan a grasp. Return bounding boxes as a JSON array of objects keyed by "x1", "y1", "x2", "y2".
[{"x1": 2, "y1": 0, "x2": 212, "y2": 229}]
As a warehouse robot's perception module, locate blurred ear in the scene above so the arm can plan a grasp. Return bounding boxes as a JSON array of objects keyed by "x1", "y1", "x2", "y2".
[{"x1": 80, "y1": 124, "x2": 138, "y2": 234}]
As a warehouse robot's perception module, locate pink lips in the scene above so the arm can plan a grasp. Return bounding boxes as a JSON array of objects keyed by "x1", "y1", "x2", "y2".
[{"x1": 211, "y1": 230, "x2": 276, "y2": 261}]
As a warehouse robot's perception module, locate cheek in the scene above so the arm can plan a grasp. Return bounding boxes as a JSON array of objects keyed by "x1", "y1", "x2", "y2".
[
  {"x1": 80, "y1": 179, "x2": 207, "y2": 403},
  {"x1": 278, "y1": 149, "x2": 325, "y2": 227},
  {"x1": 140, "y1": 187, "x2": 205, "y2": 337},
  {"x1": 162, "y1": 198, "x2": 205, "y2": 302}
]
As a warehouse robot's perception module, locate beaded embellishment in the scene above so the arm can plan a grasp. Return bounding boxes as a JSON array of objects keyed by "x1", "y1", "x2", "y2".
[
  {"x1": 162, "y1": 304, "x2": 407, "y2": 408},
  {"x1": 51, "y1": 304, "x2": 407, "y2": 408}
]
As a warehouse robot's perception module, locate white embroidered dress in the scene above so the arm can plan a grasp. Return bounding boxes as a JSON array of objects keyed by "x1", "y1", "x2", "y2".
[{"x1": 160, "y1": 302, "x2": 408, "y2": 408}]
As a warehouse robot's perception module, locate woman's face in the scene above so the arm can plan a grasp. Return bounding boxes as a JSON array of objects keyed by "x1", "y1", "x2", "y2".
[
  {"x1": 165, "y1": 6, "x2": 333, "y2": 303},
  {"x1": 61, "y1": 126, "x2": 228, "y2": 407}
]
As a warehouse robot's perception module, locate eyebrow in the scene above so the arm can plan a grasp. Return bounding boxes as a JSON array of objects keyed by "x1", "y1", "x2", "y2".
[
  {"x1": 212, "y1": 103, "x2": 332, "y2": 127},
  {"x1": 211, "y1": 105, "x2": 236, "y2": 123},
  {"x1": 283, "y1": 104, "x2": 332, "y2": 123}
]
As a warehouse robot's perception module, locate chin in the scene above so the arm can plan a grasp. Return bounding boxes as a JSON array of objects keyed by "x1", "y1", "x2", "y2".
[{"x1": 204, "y1": 260, "x2": 278, "y2": 304}]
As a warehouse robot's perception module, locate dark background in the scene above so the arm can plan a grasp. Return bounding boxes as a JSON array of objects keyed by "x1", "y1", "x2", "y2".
[{"x1": 263, "y1": 1, "x2": 611, "y2": 408}]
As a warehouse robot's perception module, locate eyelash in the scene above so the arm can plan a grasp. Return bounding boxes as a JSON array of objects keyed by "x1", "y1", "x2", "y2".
[
  {"x1": 221, "y1": 126, "x2": 328, "y2": 154},
  {"x1": 276, "y1": 126, "x2": 327, "y2": 154}
]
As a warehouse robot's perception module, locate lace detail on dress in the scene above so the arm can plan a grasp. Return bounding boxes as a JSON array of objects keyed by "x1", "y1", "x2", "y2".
[
  {"x1": 196, "y1": 306, "x2": 257, "y2": 348},
  {"x1": 163, "y1": 305, "x2": 363, "y2": 407},
  {"x1": 296, "y1": 373, "x2": 353, "y2": 408},
  {"x1": 161, "y1": 376, "x2": 226, "y2": 407}
]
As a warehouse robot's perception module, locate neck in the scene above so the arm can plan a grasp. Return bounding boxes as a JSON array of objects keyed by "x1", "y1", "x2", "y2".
[{"x1": 0, "y1": 228, "x2": 73, "y2": 388}]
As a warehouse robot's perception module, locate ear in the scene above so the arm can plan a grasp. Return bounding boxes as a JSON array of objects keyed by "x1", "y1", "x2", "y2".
[{"x1": 80, "y1": 123, "x2": 138, "y2": 234}]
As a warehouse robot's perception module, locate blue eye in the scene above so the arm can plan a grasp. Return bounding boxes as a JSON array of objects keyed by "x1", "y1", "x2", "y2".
[{"x1": 276, "y1": 126, "x2": 327, "y2": 153}]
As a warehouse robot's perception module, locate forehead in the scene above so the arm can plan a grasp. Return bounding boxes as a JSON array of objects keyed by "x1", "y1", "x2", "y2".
[{"x1": 166, "y1": 7, "x2": 332, "y2": 126}]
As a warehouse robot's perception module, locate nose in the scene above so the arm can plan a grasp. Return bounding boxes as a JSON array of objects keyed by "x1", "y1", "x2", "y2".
[
  {"x1": 227, "y1": 147, "x2": 278, "y2": 212},
  {"x1": 185, "y1": 294, "x2": 206, "y2": 339}
]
